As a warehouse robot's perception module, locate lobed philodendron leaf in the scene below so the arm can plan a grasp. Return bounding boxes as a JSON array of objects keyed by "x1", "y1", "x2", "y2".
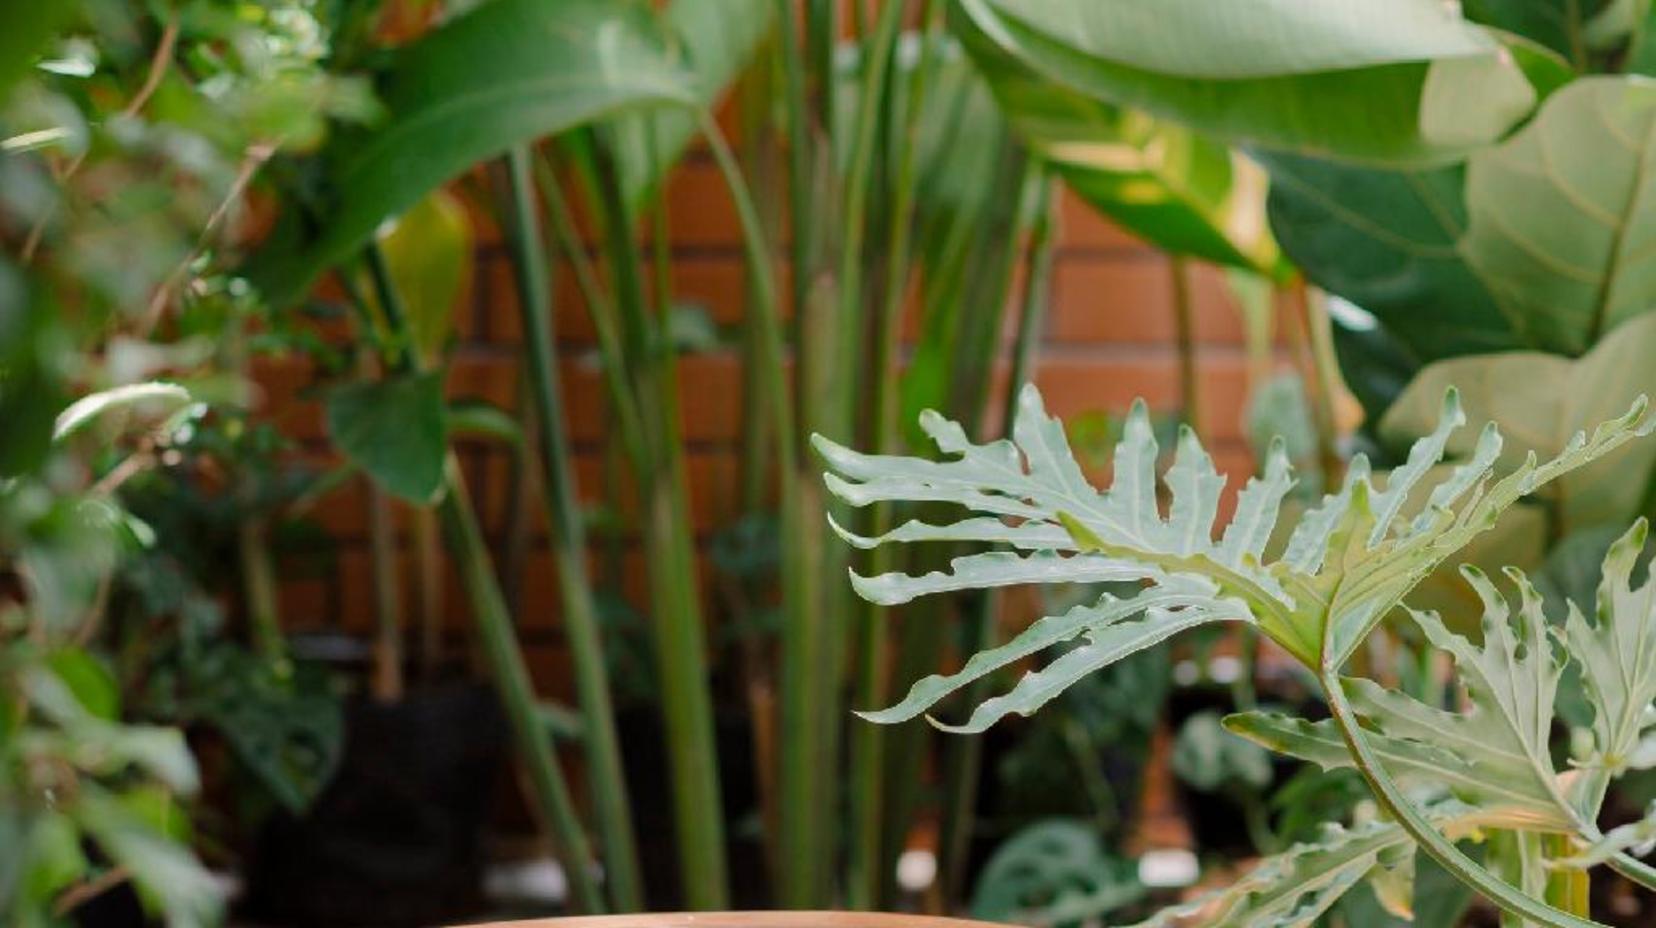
[
  {"x1": 1128, "y1": 802, "x2": 1489, "y2": 928},
  {"x1": 819, "y1": 384, "x2": 1651, "y2": 731},
  {"x1": 1229, "y1": 565, "x2": 1578, "y2": 831}
]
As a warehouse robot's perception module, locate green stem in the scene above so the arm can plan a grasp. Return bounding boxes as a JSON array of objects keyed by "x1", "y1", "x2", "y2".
[
  {"x1": 1301, "y1": 283, "x2": 1346, "y2": 483},
  {"x1": 237, "y1": 516, "x2": 285, "y2": 663},
  {"x1": 1170, "y1": 255, "x2": 1199, "y2": 429},
  {"x1": 847, "y1": 3, "x2": 940, "y2": 908},
  {"x1": 499, "y1": 145, "x2": 643, "y2": 911},
  {"x1": 589, "y1": 137, "x2": 729, "y2": 910},
  {"x1": 698, "y1": 109, "x2": 819, "y2": 907},
  {"x1": 437, "y1": 458, "x2": 605, "y2": 913},
  {"x1": 362, "y1": 242, "x2": 605, "y2": 913}
]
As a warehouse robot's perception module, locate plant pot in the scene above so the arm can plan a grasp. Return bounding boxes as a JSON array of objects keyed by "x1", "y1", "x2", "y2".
[{"x1": 239, "y1": 682, "x2": 506, "y2": 927}]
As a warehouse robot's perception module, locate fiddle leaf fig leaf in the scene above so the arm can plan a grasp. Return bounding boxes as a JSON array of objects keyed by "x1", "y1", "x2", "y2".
[{"x1": 820, "y1": 384, "x2": 1651, "y2": 729}]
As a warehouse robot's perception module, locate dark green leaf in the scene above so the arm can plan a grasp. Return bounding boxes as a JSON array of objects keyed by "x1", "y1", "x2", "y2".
[
  {"x1": 326, "y1": 371, "x2": 447, "y2": 503},
  {"x1": 247, "y1": 0, "x2": 694, "y2": 307}
]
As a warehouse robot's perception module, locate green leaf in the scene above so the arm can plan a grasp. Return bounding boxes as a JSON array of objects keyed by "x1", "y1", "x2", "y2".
[
  {"x1": 52, "y1": 381, "x2": 192, "y2": 443},
  {"x1": 0, "y1": 1, "x2": 77, "y2": 100},
  {"x1": 612, "y1": 0, "x2": 774, "y2": 212},
  {"x1": 1128, "y1": 809, "x2": 1478, "y2": 928},
  {"x1": 969, "y1": 820, "x2": 1144, "y2": 924},
  {"x1": 1262, "y1": 155, "x2": 1522, "y2": 361},
  {"x1": 1380, "y1": 311, "x2": 1656, "y2": 531},
  {"x1": 1174, "y1": 709, "x2": 1274, "y2": 792},
  {"x1": 1555, "y1": 801, "x2": 1656, "y2": 867},
  {"x1": 377, "y1": 189, "x2": 473, "y2": 364},
  {"x1": 1463, "y1": 0, "x2": 1620, "y2": 61},
  {"x1": 247, "y1": 0, "x2": 695, "y2": 308},
  {"x1": 1565, "y1": 520, "x2": 1656, "y2": 780},
  {"x1": 448, "y1": 397, "x2": 523, "y2": 446},
  {"x1": 822, "y1": 384, "x2": 1652, "y2": 726},
  {"x1": 954, "y1": 8, "x2": 1279, "y2": 272},
  {"x1": 46, "y1": 648, "x2": 118, "y2": 721},
  {"x1": 325, "y1": 371, "x2": 447, "y2": 504},
  {"x1": 73, "y1": 787, "x2": 221, "y2": 927},
  {"x1": 1459, "y1": 76, "x2": 1656, "y2": 356},
  {"x1": 956, "y1": 0, "x2": 1538, "y2": 167}
]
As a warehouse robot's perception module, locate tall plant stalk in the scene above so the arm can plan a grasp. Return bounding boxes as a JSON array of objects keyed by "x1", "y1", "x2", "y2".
[
  {"x1": 847, "y1": 1, "x2": 941, "y2": 907},
  {"x1": 360, "y1": 243, "x2": 605, "y2": 913},
  {"x1": 1169, "y1": 256, "x2": 1200, "y2": 428},
  {"x1": 934, "y1": 164, "x2": 1054, "y2": 906},
  {"x1": 498, "y1": 145, "x2": 644, "y2": 911},
  {"x1": 580, "y1": 136, "x2": 729, "y2": 909}
]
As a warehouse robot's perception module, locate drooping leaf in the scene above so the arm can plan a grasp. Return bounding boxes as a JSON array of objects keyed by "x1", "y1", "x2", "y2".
[
  {"x1": 954, "y1": 8, "x2": 1279, "y2": 272},
  {"x1": 325, "y1": 371, "x2": 447, "y2": 504},
  {"x1": 247, "y1": 0, "x2": 695, "y2": 308},
  {"x1": 52, "y1": 381, "x2": 192, "y2": 443},
  {"x1": 1459, "y1": 76, "x2": 1656, "y2": 355},
  {"x1": 821, "y1": 384, "x2": 1651, "y2": 726},
  {"x1": 612, "y1": 0, "x2": 775, "y2": 212},
  {"x1": 376, "y1": 189, "x2": 473, "y2": 364},
  {"x1": 1380, "y1": 311, "x2": 1656, "y2": 531},
  {"x1": 955, "y1": 0, "x2": 1539, "y2": 167}
]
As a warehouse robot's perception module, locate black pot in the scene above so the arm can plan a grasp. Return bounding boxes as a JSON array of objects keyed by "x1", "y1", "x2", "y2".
[{"x1": 238, "y1": 683, "x2": 506, "y2": 927}]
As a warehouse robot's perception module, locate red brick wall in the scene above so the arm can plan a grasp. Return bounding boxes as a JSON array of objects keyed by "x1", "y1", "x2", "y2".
[{"x1": 260, "y1": 154, "x2": 1261, "y2": 700}]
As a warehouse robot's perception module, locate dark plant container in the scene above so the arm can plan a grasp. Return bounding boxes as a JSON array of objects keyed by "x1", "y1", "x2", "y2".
[{"x1": 239, "y1": 682, "x2": 506, "y2": 927}]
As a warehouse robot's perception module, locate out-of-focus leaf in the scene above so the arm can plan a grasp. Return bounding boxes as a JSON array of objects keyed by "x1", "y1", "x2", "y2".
[
  {"x1": 954, "y1": 9, "x2": 1279, "y2": 273},
  {"x1": 377, "y1": 189, "x2": 473, "y2": 363},
  {"x1": 1463, "y1": 0, "x2": 1618, "y2": 61},
  {"x1": 247, "y1": 0, "x2": 694, "y2": 307},
  {"x1": 1380, "y1": 311, "x2": 1656, "y2": 532},
  {"x1": 325, "y1": 371, "x2": 447, "y2": 503},
  {"x1": 1460, "y1": 76, "x2": 1656, "y2": 355},
  {"x1": 955, "y1": 0, "x2": 1539, "y2": 167},
  {"x1": 0, "y1": 1, "x2": 77, "y2": 99},
  {"x1": 448, "y1": 398, "x2": 522, "y2": 446},
  {"x1": 970, "y1": 819, "x2": 1143, "y2": 924},
  {"x1": 73, "y1": 788, "x2": 221, "y2": 927},
  {"x1": 613, "y1": 0, "x2": 774, "y2": 212},
  {"x1": 52, "y1": 381, "x2": 191, "y2": 443},
  {"x1": 1174, "y1": 710, "x2": 1273, "y2": 792},
  {"x1": 46, "y1": 649, "x2": 118, "y2": 722}
]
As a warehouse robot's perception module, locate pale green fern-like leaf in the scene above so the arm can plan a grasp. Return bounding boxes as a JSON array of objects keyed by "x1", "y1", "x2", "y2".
[{"x1": 817, "y1": 384, "x2": 1650, "y2": 730}]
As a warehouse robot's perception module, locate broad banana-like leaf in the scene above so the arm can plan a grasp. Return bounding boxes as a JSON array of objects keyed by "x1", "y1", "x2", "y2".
[
  {"x1": 247, "y1": 0, "x2": 694, "y2": 308},
  {"x1": 611, "y1": 0, "x2": 774, "y2": 212},
  {"x1": 1460, "y1": 76, "x2": 1656, "y2": 355},
  {"x1": 1381, "y1": 311, "x2": 1656, "y2": 531},
  {"x1": 953, "y1": 7, "x2": 1280, "y2": 273},
  {"x1": 954, "y1": 0, "x2": 1538, "y2": 167},
  {"x1": 819, "y1": 385, "x2": 1651, "y2": 728}
]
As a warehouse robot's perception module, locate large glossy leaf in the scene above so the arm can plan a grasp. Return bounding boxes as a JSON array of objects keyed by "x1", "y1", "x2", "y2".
[
  {"x1": 325, "y1": 371, "x2": 447, "y2": 504},
  {"x1": 613, "y1": 0, "x2": 774, "y2": 212},
  {"x1": 248, "y1": 0, "x2": 694, "y2": 308},
  {"x1": 1262, "y1": 155, "x2": 1521, "y2": 360},
  {"x1": 819, "y1": 385, "x2": 1651, "y2": 726},
  {"x1": 1380, "y1": 311, "x2": 1656, "y2": 531},
  {"x1": 1463, "y1": 0, "x2": 1619, "y2": 63},
  {"x1": 955, "y1": 0, "x2": 1538, "y2": 167},
  {"x1": 1460, "y1": 76, "x2": 1656, "y2": 355},
  {"x1": 954, "y1": 9, "x2": 1278, "y2": 272}
]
